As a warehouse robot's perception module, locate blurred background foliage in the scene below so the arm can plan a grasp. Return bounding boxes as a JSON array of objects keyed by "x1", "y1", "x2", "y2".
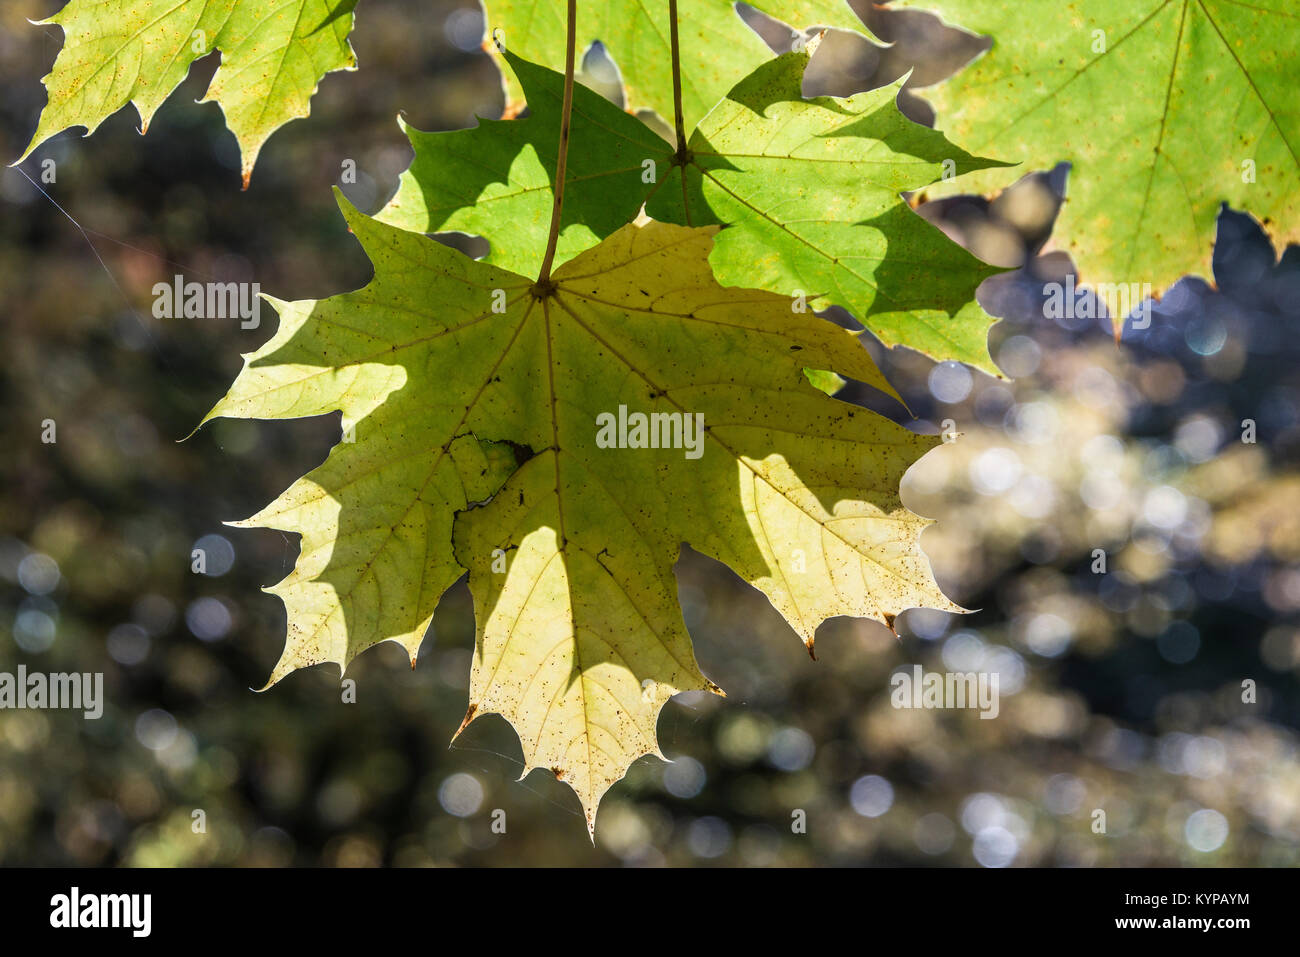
[{"x1": 1, "y1": 0, "x2": 1297, "y2": 867}]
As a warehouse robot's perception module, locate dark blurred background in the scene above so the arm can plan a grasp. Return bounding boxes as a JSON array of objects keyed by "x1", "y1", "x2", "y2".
[{"x1": 1, "y1": 0, "x2": 1297, "y2": 866}]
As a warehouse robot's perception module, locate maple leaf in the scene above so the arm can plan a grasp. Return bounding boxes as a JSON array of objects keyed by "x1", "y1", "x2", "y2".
[
  {"x1": 480, "y1": 0, "x2": 881, "y2": 130},
  {"x1": 203, "y1": 195, "x2": 959, "y2": 831},
  {"x1": 375, "y1": 53, "x2": 667, "y2": 277},
  {"x1": 896, "y1": 0, "x2": 1300, "y2": 306},
  {"x1": 380, "y1": 46, "x2": 1010, "y2": 374},
  {"x1": 646, "y1": 45, "x2": 1014, "y2": 374},
  {"x1": 14, "y1": 0, "x2": 359, "y2": 186}
]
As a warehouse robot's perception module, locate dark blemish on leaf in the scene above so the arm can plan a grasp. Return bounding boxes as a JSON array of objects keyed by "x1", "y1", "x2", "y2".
[{"x1": 501, "y1": 439, "x2": 536, "y2": 467}]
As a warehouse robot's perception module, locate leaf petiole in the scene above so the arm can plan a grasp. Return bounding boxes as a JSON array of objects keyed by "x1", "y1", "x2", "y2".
[{"x1": 533, "y1": 0, "x2": 578, "y2": 294}]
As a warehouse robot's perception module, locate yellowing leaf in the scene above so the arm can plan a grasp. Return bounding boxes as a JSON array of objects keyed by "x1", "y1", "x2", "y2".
[
  {"x1": 16, "y1": 0, "x2": 359, "y2": 186},
  {"x1": 454, "y1": 469, "x2": 721, "y2": 830},
  {"x1": 204, "y1": 197, "x2": 959, "y2": 830}
]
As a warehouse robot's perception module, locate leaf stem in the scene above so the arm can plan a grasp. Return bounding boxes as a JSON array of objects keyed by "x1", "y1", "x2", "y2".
[
  {"x1": 534, "y1": 0, "x2": 578, "y2": 293},
  {"x1": 668, "y1": 0, "x2": 694, "y2": 225},
  {"x1": 668, "y1": 0, "x2": 688, "y2": 158}
]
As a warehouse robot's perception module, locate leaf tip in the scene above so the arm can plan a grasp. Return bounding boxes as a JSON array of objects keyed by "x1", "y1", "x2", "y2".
[
  {"x1": 251, "y1": 675, "x2": 277, "y2": 694},
  {"x1": 452, "y1": 702, "x2": 479, "y2": 740}
]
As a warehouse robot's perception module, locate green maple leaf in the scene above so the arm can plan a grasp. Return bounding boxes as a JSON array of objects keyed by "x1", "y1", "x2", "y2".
[
  {"x1": 15, "y1": 0, "x2": 359, "y2": 186},
  {"x1": 896, "y1": 0, "x2": 1300, "y2": 300},
  {"x1": 379, "y1": 46, "x2": 1010, "y2": 374},
  {"x1": 481, "y1": 0, "x2": 880, "y2": 131},
  {"x1": 376, "y1": 53, "x2": 668, "y2": 277},
  {"x1": 646, "y1": 46, "x2": 1013, "y2": 374},
  {"x1": 204, "y1": 195, "x2": 958, "y2": 830}
]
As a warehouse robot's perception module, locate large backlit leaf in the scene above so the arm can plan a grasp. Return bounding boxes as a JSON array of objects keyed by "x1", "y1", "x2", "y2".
[{"x1": 204, "y1": 198, "x2": 958, "y2": 829}]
